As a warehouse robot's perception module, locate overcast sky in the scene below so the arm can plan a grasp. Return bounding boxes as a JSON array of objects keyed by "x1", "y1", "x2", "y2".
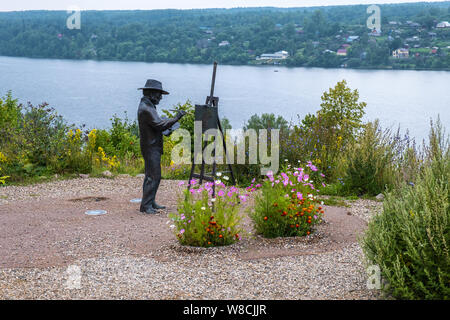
[{"x1": 0, "y1": 0, "x2": 447, "y2": 11}]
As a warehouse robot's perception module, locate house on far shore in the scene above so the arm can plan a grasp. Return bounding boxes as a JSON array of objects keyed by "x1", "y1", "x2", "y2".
[
  {"x1": 218, "y1": 40, "x2": 230, "y2": 47},
  {"x1": 256, "y1": 50, "x2": 289, "y2": 60},
  {"x1": 436, "y1": 21, "x2": 450, "y2": 28},
  {"x1": 347, "y1": 36, "x2": 359, "y2": 42},
  {"x1": 337, "y1": 48, "x2": 347, "y2": 56},
  {"x1": 369, "y1": 28, "x2": 382, "y2": 37},
  {"x1": 392, "y1": 48, "x2": 409, "y2": 58}
]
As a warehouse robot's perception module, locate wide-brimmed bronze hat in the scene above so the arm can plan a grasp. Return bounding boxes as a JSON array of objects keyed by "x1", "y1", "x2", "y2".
[{"x1": 138, "y1": 79, "x2": 169, "y2": 94}]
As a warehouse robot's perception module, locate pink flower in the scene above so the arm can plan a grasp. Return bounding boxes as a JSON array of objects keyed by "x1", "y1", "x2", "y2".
[
  {"x1": 178, "y1": 181, "x2": 185, "y2": 186},
  {"x1": 180, "y1": 229, "x2": 185, "y2": 234},
  {"x1": 218, "y1": 190, "x2": 225, "y2": 197},
  {"x1": 307, "y1": 161, "x2": 318, "y2": 172},
  {"x1": 297, "y1": 192, "x2": 303, "y2": 200},
  {"x1": 189, "y1": 179, "x2": 197, "y2": 185}
]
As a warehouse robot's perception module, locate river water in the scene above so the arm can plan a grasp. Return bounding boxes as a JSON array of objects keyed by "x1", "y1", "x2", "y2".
[{"x1": 0, "y1": 56, "x2": 449, "y2": 142}]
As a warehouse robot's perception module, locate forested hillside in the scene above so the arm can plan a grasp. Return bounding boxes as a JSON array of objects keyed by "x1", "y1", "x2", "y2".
[{"x1": 0, "y1": 2, "x2": 449, "y2": 69}]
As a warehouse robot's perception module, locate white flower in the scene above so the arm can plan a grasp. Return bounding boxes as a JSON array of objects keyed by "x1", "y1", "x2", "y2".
[
  {"x1": 321, "y1": 201, "x2": 324, "y2": 205},
  {"x1": 223, "y1": 176, "x2": 229, "y2": 181},
  {"x1": 166, "y1": 220, "x2": 170, "y2": 224},
  {"x1": 284, "y1": 159, "x2": 288, "y2": 162},
  {"x1": 215, "y1": 180, "x2": 222, "y2": 185},
  {"x1": 216, "y1": 172, "x2": 222, "y2": 177},
  {"x1": 201, "y1": 207, "x2": 206, "y2": 211},
  {"x1": 211, "y1": 198, "x2": 216, "y2": 202},
  {"x1": 169, "y1": 225, "x2": 175, "y2": 229}
]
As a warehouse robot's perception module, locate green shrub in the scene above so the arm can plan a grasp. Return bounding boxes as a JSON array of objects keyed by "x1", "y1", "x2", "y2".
[
  {"x1": 281, "y1": 80, "x2": 366, "y2": 180},
  {"x1": 96, "y1": 113, "x2": 140, "y2": 159},
  {"x1": 362, "y1": 152, "x2": 449, "y2": 299},
  {"x1": 342, "y1": 120, "x2": 423, "y2": 196},
  {"x1": 250, "y1": 163, "x2": 325, "y2": 238},
  {"x1": 169, "y1": 180, "x2": 244, "y2": 247}
]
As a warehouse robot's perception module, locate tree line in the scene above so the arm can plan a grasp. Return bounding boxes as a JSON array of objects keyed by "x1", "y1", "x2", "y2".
[{"x1": 0, "y1": 2, "x2": 449, "y2": 69}]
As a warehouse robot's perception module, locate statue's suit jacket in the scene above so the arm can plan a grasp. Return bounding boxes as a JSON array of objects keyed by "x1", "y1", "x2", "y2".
[{"x1": 137, "y1": 96, "x2": 178, "y2": 158}]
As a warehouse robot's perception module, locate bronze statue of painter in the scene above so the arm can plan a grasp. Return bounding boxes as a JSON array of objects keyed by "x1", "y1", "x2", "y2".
[{"x1": 137, "y1": 79, "x2": 185, "y2": 214}]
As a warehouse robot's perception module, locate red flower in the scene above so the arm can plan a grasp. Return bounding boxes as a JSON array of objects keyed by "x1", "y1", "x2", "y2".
[{"x1": 264, "y1": 216, "x2": 268, "y2": 221}]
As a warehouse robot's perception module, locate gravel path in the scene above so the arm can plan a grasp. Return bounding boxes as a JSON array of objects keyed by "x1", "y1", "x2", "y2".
[{"x1": 0, "y1": 176, "x2": 383, "y2": 300}]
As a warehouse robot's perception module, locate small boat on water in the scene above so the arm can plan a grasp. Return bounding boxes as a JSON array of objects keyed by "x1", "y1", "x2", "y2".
[{"x1": 274, "y1": 69, "x2": 279, "y2": 72}]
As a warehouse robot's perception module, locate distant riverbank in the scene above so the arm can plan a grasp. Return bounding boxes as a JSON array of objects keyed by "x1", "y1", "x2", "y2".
[{"x1": 3, "y1": 53, "x2": 450, "y2": 72}]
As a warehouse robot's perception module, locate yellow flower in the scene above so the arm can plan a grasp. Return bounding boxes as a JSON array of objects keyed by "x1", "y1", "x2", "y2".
[
  {"x1": 88, "y1": 129, "x2": 97, "y2": 139},
  {"x1": 0, "y1": 152, "x2": 7, "y2": 163}
]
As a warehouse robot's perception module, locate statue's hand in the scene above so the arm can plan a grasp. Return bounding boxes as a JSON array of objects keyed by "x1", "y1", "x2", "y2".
[{"x1": 176, "y1": 110, "x2": 187, "y2": 120}]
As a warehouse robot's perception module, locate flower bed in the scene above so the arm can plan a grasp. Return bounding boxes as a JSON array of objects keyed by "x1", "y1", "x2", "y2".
[
  {"x1": 169, "y1": 178, "x2": 246, "y2": 247},
  {"x1": 249, "y1": 162, "x2": 325, "y2": 238}
]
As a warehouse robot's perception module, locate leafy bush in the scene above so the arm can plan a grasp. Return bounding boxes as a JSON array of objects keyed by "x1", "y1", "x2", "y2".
[
  {"x1": 95, "y1": 113, "x2": 140, "y2": 159},
  {"x1": 250, "y1": 163, "x2": 325, "y2": 238},
  {"x1": 362, "y1": 130, "x2": 449, "y2": 299},
  {"x1": 169, "y1": 179, "x2": 245, "y2": 247},
  {"x1": 341, "y1": 120, "x2": 424, "y2": 196},
  {"x1": 281, "y1": 80, "x2": 366, "y2": 180}
]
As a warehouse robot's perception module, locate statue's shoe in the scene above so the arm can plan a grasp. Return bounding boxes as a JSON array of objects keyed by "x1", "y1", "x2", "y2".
[
  {"x1": 141, "y1": 207, "x2": 157, "y2": 214},
  {"x1": 152, "y1": 202, "x2": 166, "y2": 210}
]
